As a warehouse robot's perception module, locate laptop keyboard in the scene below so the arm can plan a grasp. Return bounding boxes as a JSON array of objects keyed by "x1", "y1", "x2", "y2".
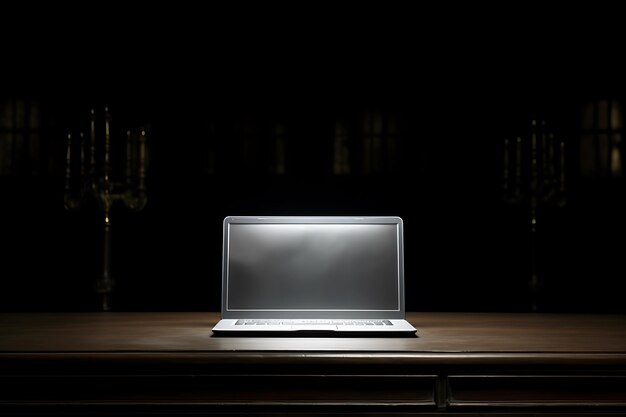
[{"x1": 235, "y1": 319, "x2": 393, "y2": 326}]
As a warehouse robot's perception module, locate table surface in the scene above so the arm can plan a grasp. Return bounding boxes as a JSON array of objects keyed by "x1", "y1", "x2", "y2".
[
  {"x1": 2, "y1": 311, "x2": 626, "y2": 416},
  {"x1": 1, "y1": 312, "x2": 625, "y2": 362}
]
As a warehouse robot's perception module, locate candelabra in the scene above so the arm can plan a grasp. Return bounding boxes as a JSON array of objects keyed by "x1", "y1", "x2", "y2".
[
  {"x1": 502, "y1": 119, "x2": 566, "y2": 311},
  {"x1": 64, "y1": 108, "x2": 147, "y2": 311}
]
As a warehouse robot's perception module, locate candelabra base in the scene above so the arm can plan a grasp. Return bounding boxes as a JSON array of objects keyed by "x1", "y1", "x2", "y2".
[{"x1": 100, "y1": 294, "x2": 112, "y2": 312}]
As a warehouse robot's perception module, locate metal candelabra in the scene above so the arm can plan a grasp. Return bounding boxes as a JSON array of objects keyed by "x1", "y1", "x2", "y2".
[
  {"x1": 502, "y1": 119, "x2": 566, "y2": 311},
  {"x1": 64, "y1": 108, "x2": 147, "y2": 311}
]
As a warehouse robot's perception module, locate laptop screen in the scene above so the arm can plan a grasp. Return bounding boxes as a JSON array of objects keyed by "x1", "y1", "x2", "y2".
[{"x1": 222, "y1": 217, "x2": 405, "y2": 319}]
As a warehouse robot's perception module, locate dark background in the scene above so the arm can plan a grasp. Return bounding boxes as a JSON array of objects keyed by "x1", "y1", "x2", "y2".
[{"x1": 2, "y1": 10, "x2": 626, "y2": 313}]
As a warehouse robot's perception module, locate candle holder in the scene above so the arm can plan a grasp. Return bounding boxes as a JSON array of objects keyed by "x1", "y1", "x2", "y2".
[
  {"x1": 502, "y1": 119, "x2": 566, "y2": 311},
  {"x1": 64, "y1": 108, "x2": 148, "y2": 311}
]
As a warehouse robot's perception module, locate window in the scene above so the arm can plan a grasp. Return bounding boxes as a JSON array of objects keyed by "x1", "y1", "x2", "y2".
[
  {"x1": 333, "y1": 111, "x2": 403, "y2": 176},
  {"x1": 333, "y1": 120, "x2": 350, "y2": 175},
  {"x1": 580, "y1": 99, "x2": 623, "y2": 178},
  {"x1": 0, "y1": 98, "x2": 42, "y2": 176}
]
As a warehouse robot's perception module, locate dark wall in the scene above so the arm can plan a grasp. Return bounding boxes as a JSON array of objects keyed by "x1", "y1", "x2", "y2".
[{"x1": 2, "y1": 15, "x2": 626, "y2": 313}]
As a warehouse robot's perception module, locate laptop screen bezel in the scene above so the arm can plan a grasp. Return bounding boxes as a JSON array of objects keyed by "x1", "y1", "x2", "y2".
[{"x1": 221, "y1": 216, "x2": 406, "y2": 319}]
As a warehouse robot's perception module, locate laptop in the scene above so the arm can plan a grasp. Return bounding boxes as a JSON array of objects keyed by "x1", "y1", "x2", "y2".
[{"x1": 212, "y1": 216, "x2": 417, "y2": 336}]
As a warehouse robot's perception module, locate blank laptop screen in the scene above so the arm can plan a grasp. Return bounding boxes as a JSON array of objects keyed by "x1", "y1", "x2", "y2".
[{"x1": 226, "y1": 223, "x2": 401, "y2": 312}]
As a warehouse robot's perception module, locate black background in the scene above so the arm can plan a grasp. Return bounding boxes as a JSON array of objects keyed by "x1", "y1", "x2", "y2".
[{"x1": 2, "y1": 8, "x2": 626, "y2": 313}]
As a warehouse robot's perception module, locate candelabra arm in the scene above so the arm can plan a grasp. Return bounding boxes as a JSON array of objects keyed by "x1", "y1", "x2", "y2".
[
  {"x1": 123, "y1": 189, "x2": 148, "y2": 211},
  {"x1": 64, "y1": 193, "x2": 82, "y2": 211},
  {"x1": 64, "y1": 133, "x2": 82, "y2": 210}
]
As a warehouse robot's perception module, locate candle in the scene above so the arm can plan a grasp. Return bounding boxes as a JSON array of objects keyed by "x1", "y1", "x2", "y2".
[
  {"x1": 139, "y1": 128, "x2": 146, "y2": 183},
  {"x1": 90, "y1": 109, "x2": 96, "y2": 172},
  {"x1": 540, "y1": 120, "x2": 547, "y2": 186},
  {"x1": 104, "y1": 107, "x2": 111, "y2": 184},
  {"x1": 530, "y1": 119, "x2": 537, "y2": 184},
  {"x1": 559, "y1": 140, "x2": 565, "y2": 193},
  {"x1": 65, "y1": 133, "x2": 72, "y2": 186},
  {"x1": 126, "y1": 130, "x2": 132, "y2": 184},
  {"x1": 63, "y1": 133, "x2": 75, "y2": 210},
  {"x1": 530, "y1": 120, "x2": 538, "y2": 215},
  {"x1": 104, "y1": 108, "x2": 110, "y2": 135}
]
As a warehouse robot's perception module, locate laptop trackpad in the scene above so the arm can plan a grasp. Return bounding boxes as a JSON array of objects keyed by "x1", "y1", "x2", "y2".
[{"x1": 291, "y1": 325, "x2": 338, "y2": 331}]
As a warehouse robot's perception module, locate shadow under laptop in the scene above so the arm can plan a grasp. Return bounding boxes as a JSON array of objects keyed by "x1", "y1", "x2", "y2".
[{"x1": 211, "y1": 331, "x2": 418, "y2": 338}]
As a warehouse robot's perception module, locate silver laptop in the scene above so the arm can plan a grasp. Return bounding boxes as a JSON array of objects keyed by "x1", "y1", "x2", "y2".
[{"x1": 212, "y1": 216, "x2": 417, "y2": 336}]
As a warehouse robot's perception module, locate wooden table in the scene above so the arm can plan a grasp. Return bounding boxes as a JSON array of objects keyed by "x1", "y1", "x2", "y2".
[{"x1": 1, "y1": 312, "x2": 626, "y2": 415}]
